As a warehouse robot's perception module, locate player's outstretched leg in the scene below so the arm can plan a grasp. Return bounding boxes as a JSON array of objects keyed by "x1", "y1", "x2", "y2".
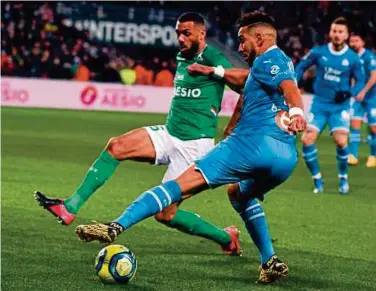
[
  {"x1": 333, "y1": 130, "x2": 350, "y2": 194},
  {"x1": 366, "y1": 128, "x2": 376, "y2": 168},
  {"x1": 75, "y1": 166, "x2": 208, "y2": 243},
  {"x1": 301, "y1": 129, "x2": 324, "y2": 194},
  {"x1": 35, "y1": 128, "x2": 156, "y2": 225},
  {"x1": 227, "y1": 184, "x2": 288, "y2": 284},
  {"x1": 154, "y1": 205, "x2": 242, "y2": 256}
]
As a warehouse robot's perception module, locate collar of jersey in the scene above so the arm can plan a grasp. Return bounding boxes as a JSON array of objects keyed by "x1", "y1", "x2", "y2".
[
  {"x1": 196, "y1": 44, "x2": 208, "y2": 59},
  {"x1": 254, "y1": 45, "x2": 278, "y2": 62},
  {"x1": 328, "y1": 43, "x2": 349, "y2": 56},
  {"x1": 264, "y1": 45, "x2": 278, "y2": 54},
  {"x1": 358, "y1": 48, "x2": 366, "y2": 57}
]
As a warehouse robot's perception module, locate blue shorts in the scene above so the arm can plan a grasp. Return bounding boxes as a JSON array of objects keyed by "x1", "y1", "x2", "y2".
[
  {"x1": 351, "y1": 95, "x2": 376, "y2": 126},
  {"x1": 307, "y1": 96, "x2": 351, "y2": 133},
  {"x1": 195, "y1": 134, "x2": 298, "y2": 200}
]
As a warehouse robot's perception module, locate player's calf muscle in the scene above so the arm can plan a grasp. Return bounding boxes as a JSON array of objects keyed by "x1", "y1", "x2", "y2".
[{"x1": 154, "y1": 204, "x2": 178, "y2": 222}]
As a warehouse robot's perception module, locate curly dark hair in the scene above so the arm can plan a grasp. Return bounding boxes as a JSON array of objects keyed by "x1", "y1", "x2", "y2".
[{"x1": 237, "y1": 11, "x2": 276, "y2": 29}]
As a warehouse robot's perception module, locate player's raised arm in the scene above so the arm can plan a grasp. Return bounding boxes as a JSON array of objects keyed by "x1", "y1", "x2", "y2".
[
  {"x1": 295, "y1": 48, "x2": 318, "y2": 82},
  {"x1": 279, "y1": 80, "x2": 307, "y2": 133}
]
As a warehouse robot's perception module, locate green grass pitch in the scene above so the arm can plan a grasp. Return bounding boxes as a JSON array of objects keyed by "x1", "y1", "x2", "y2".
[{"x1": 1, "y1": 107, "x2": 375, "y2": 291}]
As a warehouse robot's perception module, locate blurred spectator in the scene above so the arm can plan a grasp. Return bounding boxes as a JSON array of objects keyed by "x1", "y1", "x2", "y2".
[
  {"x1": 225, "y1": 31, "x2": 234, "y2": 51},
  {"x1": 1, "y1": 1, "x2": 375, "y2": 91},
  {"x1": 119, "y1": 58, "x2": 136, "y2": 85},
  {"x1": 134, "y1": 61, "x2": 150, "y2": 85},
  {"x1": 154, "y1": 60, "x2": 174, "y2": 87},
  {"x1": 73, "y1": 57, "x2": 90, "y2": 82}
]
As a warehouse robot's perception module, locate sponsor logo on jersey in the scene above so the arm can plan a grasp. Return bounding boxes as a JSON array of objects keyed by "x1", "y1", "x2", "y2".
[
  {"x1": 174, "y1": 86, "x2": 201, "y2": 98},
  {"x1": 321, "y1": 56, "x2": 328, "y2": 62},
  {"x1": 270, "y1": 65, "x2": 280, "y2": 75},
  {"x1": 342, "y1": 59, "x2": 349, "y2": 66},
  {"x1": 324, "y1": 67, "x2": 341, "y2": 82}
]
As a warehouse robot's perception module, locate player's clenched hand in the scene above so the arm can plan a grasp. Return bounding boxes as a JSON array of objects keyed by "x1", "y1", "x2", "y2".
[
  {"x1": 187, "y1": 63, "x2": 214, "y2": 76},
  {"x1": 288, "y1": 115, "x2": 307, "y2": 133}
]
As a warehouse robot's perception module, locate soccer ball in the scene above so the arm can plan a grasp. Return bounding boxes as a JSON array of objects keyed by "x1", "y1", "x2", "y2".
[{"x1": 95, "y1": 244, "x2": 137, "y2": 284}]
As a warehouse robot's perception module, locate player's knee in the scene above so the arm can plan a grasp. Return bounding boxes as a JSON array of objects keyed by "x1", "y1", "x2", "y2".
[
  {"x1": 106, "y1": 136, "x2": 127, "y2": 159},
  {"x1": 301, "y1": 130, "x2": 317, "y2": 146},
  {"x1": 333, "y1": 133, "x2": 348, "y2": 148},
  {"x1": 227, "y1": 183, "x2": 241, "y2": 201},
  {"x1": 351, "y1": 120, "x2": 361, "y2": 130},
  {"x1": 369, "y1": 126, "x2": 376, "y2": 134}
]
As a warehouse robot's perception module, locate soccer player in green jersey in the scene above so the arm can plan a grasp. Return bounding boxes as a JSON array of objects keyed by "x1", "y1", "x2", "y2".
[{"x1": 34, "y1": 12, "x2": 242, "y2": 255}]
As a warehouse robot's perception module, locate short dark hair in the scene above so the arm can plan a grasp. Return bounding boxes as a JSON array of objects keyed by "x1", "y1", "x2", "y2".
[
  {"x1": 237, "y1": 11, "x2": 276, "y2": 30},
  {"x1": 332, "y1": 17, "x2": 349, "y2": 28},
  {"x1": 177, "y1": 12, "x2": 205, "y2": 26},
  {"x1": 350, "y1": 31, "x2": 365, "y2": 40}
]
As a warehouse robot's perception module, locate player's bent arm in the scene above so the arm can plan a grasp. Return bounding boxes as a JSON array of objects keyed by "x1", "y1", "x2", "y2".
[
  {"x1": 362, "y1": 70, "x2": 376, "y2": 94},
  {"x1": 350, "y1": 60, "x2": 366, "y2": 97},
  {"x1": 224, "y1": 94, "x2": 243, "y2": 138},
  {"x1": 279, "y1": 80, "x2": 307, "y2": 133},
  {"x1": 295, "y1": 49, "x2": 317, "y2": 82}
]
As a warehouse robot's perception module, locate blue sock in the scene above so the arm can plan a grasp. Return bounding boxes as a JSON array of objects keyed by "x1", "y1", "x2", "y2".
[
  {"x1": 114, "y1": 181, "x2": 182, "y2": 229},
  {"x1": 349, "y1": 128, "x2": 361, "y2": 158},
  {"x1": 302, "y1": 144, "x2": 321, "y2": 177},
  {"x1": 230, "y1": 199, "x2": 274, "y2": 264},
  {"x1": 370, "y1": 133, "x2": 376, "y2": 156},
  {"x1": 336, "y1": 146, "x2": 349, "y2": 178}
]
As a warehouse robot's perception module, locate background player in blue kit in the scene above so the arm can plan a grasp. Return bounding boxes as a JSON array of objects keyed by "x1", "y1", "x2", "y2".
[
  {"x1": 296, "y1": 17, "x2": 365, "y2": 195},
  {"x1": 74, "y1": 11, "x2": 307, "y2": 284},
  {"x1": 348, "y1": 32, "x2": 376, "y2": 168}
]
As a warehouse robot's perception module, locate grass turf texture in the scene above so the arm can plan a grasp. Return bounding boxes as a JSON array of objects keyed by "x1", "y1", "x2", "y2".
[{"x1": 2, "y1": 107, "x2": 375, "y2": 291}]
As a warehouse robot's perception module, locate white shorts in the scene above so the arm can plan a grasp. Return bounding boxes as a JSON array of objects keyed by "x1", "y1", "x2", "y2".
[{"x1": 145, "y1": 125, "x2": 215, "y2": 182}]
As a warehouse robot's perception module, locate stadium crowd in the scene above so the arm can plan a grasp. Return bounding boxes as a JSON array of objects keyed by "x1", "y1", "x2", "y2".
[{"x1": 1, "y1": 1, "x2": 375, "y2": 89}]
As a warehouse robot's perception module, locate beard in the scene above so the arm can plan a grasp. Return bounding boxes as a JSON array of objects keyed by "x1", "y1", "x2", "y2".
[
  {"x1": 331, "y1": 38, "x2": 346, "y2": 50},
  {"x1": 180, "y1": 41, "x2": 199, "y2": 58},
  {"x1": 246, "y1": 50, "x2": 257, "y2": 66}
]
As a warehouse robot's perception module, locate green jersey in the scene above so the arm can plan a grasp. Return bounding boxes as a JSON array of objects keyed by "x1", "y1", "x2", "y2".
[{"x1": 166, "y1": 45, "x2": 233, "y2": 140}]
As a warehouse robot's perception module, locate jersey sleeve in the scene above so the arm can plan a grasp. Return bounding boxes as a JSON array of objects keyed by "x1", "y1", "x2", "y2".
[
  {"x1": 367, "y1": 52, "x2": 376, "y2": 72},
  {"x1": 350, "y1": 55, "x2": 365, "y2": 96},
  {"x1": 205, "y1": 48, "x2": 233, "y2": 69},
  {"x1": 252, "y1": 57, "x2": 296, "y2": 90},
  {"x1": 295, "y1": 47, "x2": 319, "y2": 81}
]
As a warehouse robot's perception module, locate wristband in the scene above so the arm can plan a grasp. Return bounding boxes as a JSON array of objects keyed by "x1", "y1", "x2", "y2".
[
  {"x1": 213, "y1": 66, "x2": 225, "y2": 79},
  {"x1": 289, "y1": 107, "x2": 304, "y2": 117}
]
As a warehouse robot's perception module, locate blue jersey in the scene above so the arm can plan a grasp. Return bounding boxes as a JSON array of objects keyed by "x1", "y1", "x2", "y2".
[
  {"x1": 359, "y1": 48, "x2": 376, "y2": 99},
  {"x1": 296, "y1": 44, "x2": 365, "y2": 103},
  {"x1": 233, "y1": 45, "x2": 296, "y2": 144}
]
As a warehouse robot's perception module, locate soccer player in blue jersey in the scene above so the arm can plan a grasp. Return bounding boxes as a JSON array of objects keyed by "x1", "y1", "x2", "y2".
[
  {"x1": 348, "y1": 32, "x2": 376, "y2": 168},
  {"x1": 296, "y1": 17, "x2": 365, "y2": 194},
  {"x1": 75, "y1": 11, "x2": 307, "y2": 284}
]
